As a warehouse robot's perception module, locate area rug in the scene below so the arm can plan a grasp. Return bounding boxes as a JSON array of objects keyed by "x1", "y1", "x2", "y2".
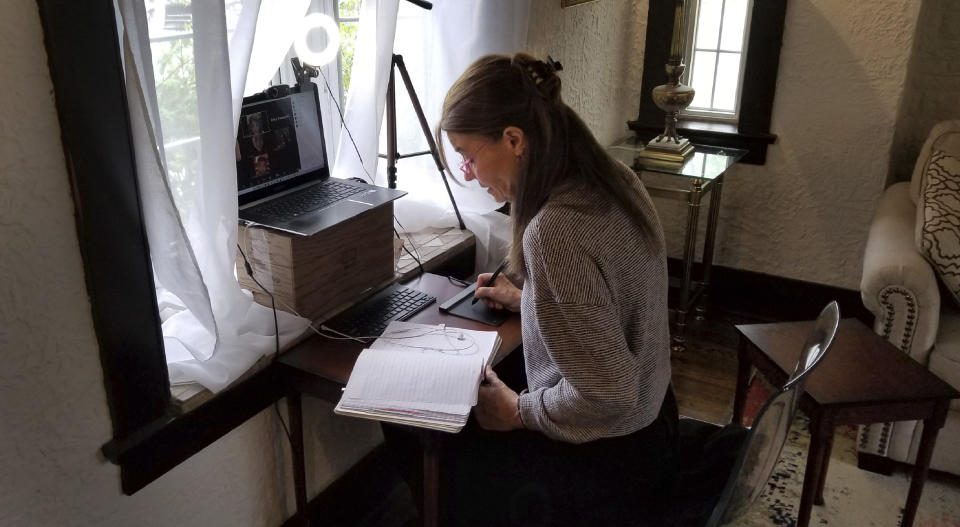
[{"x1": 737, "y1": 413, "x2": 960, "y2": 526}]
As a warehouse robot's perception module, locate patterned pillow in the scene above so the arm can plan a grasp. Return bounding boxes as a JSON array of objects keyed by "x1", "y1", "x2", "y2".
[{"x1": 917, "y1": 150, "x2": 960, "y2": 305}]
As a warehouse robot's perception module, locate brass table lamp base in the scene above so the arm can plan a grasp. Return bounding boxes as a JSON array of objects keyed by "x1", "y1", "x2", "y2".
[{"x1": 643, "y1": 0, "x2": 696, "y2": 164}]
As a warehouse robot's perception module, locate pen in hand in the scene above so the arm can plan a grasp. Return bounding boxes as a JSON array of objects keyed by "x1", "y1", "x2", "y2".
[{"x1": 472, "y1": 260, "x2": 508, "y2": 305}]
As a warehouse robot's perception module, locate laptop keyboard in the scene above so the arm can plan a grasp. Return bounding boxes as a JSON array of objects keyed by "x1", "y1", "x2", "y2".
[
  {"x1": 248, "y1": 180, "x2": 366, "y2": 222},
  {"x1": 323, "y1": 284, "x2": 436, "y2": 339}
]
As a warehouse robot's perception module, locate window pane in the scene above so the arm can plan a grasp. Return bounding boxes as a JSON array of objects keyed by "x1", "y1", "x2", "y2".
[
  {"x1": 720, "y1": 0, "x2": 748, "y2": 52},
  {"x1": 695, "y1": 0, "x2": 723, "y2": 49},
  {"x1": 690, "y1": 50, "x2": 717, "y2": 110},
  {"x1": 339, "y1": 21, "x2": 359, "y2": 94},
  {"x1": 713, "y1": 52, "x2": 741, "y2": 111},
  {"x1": 338, "y1": 0, "x2": 360, "y2": 19},
  {"x1": 145, "y1": 0, "x2": 192, "y2": 38},
  {"x1": 149, "y1": 36, "x2": 200, "y2": 211}
]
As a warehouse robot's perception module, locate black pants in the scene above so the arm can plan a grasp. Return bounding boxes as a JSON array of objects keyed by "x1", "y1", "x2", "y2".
[{"x1": 383, "y1": 352, "x2": 678, "y2": 527}]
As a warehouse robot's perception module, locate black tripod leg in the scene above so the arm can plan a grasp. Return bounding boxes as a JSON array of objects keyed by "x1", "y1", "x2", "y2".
[
  {"x1": 393, "y1": 55, "x2": 466, "y2": 230},
  {"x1": 386, "y1": 62, "x2": 398, "y2": 189}
]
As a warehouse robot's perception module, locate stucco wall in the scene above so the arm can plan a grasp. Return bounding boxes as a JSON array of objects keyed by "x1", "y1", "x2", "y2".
[
  {"x1": 0, "y1": 3, "x2": 381, "y2": 525},
  {"x1": 528, "y1": 0, "x2": 923, "y2": 289},
  {"x1": 527, "y1": 0, "x2": 647, "y2": 147},
  {"x1": 888, "y1": 0, "x2": 960, "y2": 185}
]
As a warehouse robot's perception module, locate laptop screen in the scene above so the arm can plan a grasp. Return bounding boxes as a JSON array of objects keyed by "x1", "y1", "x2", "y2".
[{"x1": 236, "y1": 87, "x2": 329, "y2": 206}]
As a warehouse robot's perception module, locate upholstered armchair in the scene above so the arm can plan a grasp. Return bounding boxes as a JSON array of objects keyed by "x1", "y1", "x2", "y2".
[{"x1": 858, "y1": 121, "x2": 960, "y2": 476}]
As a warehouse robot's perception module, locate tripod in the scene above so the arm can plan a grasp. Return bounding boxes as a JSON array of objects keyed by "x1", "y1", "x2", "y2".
[{"x1": 384, "y1": 54, "x2": 466, "y2": 230}]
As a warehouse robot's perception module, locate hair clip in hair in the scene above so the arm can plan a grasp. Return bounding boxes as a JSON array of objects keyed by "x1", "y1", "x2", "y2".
[
  {"x1": 546, "y1": 56, "x2": 563, "y2": 74},
  {"x1": 526, "y1": 66, "x2": 544, "y2": 85}
]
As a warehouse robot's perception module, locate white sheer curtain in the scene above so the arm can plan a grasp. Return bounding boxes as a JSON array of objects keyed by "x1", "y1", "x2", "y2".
[
  {"x1": 117, "y1": 0, "x2": 310, "y2": 393},
  {"x1": 334, "y1": 0, "x2": 531, "y2": 273},
  {"x1": 332, "y1": 0, "x2": 400, "y2": 184}
]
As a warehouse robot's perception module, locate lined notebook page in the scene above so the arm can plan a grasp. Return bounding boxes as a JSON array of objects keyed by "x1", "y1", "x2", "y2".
[{"x1": 342, "y1": 348, "x2": 483, "y2": 407}]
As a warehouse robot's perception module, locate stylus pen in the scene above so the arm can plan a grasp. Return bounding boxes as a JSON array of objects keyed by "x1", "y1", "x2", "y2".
[{"x1": 473, "y1": 260, "x2": 508, "y2": 305}]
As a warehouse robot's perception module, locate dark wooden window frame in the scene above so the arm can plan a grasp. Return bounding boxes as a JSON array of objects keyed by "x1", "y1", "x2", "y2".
[
  {"x1": 628, "y1": 0, "x2": 787, "y2": 164},
  {"x1": 36, "y1": 0, "x2": 283, "y2": 494}
]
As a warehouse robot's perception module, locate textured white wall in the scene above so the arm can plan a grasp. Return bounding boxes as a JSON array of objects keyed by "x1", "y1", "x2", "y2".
[
  {"x1": 528, "y1": 0, "x2": 922, "y2": 289},
  {"x1": 527, "y1": 0, "x2": 648, "y2": 147},
  {"x1": 888, "y1": 0, "x2": 960, "y2": 185},
  {"x1": 0, "y1": 2, "x2": 381, "y2": 525}
]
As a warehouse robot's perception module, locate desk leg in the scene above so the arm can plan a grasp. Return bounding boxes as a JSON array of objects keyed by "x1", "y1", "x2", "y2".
[
  {"x1": 732, "y1": 337, "x2": 751, "y2": 426},
  {"x1": 696, "y1": 177, "x2": 723, "y2": 321},
  {"x1": 420, "y1": 432, "x2": 440, "y2": 527},
  {"x1": 902, "y1": 406, "x2": 947, "y2": 527},
  {"x1": 288, "y1": 391, "x2": 308, "y2": 526},
  {"x1": 798, "y1": 413, "x2": 832, "y2": 527},
  {"x1": 673, "y1": 184, "x2": 703, "y2": 353}
]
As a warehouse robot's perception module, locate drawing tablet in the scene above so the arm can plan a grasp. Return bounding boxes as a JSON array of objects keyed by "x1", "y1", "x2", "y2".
[{"x1": 438, "y1": 283, "x2": 509, "y2": 327}]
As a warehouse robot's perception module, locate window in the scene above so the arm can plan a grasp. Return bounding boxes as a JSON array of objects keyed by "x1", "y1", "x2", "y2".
[
  {"x1": 682, "y1": 0, "x2": 752, "y2": 123},
  {"x1": 630, "y1": 0, "x2": 787, "y2": 164},
  {"x1": 335, "y1": 0, "x2": 360, "y2": 100},
  {"x1": 39, "y1": 0, "x2": 290, "y2": 494},
  {"x1": 145, "y1": 0, "x2": 200, "y2": 211}
]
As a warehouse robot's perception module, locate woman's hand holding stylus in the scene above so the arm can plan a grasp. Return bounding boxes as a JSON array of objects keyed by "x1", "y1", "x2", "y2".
[{"x1": 474, "y1": 272, "x2": 522, "y2": 312}]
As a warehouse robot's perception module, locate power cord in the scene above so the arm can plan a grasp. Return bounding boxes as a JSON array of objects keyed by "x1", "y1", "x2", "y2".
[
  {"x1": 394, "y1": 227, "x2": 425, "y2": 277},
  {"x1": 236, "y1": 242, "x2": 293, "y2": 446},
  {"x1": 392, "y1": 215, "x2": 426, "y2": 275},
  {"x1": 315, "y1": 67, "x2": 374, "y2": 185},
  {"x1": 447, "y1": 276, "x2": 471, "y2": 287}
]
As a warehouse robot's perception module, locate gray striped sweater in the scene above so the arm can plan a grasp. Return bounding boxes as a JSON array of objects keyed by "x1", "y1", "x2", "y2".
[{"x1": 516, "y1": 174, "x2": 672, "y2": 444}]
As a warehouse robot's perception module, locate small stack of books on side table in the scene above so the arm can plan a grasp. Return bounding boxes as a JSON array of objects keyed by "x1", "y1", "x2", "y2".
[{"x1": 334, "y1": 321, "x2": 502, "y2": 432}]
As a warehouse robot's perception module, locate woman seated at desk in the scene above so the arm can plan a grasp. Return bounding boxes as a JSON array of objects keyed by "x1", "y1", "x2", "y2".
[{"x1": 386, "y1": 53, "x2": 677, "y2": 526}]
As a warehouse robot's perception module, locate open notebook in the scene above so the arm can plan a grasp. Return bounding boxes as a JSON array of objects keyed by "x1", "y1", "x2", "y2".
[{"x1": 334, "y1": 321, "x2": 502, "y2": 432}]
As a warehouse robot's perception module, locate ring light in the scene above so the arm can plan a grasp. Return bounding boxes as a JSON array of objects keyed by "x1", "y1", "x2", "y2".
[{"x1": 294, "y1": 13, "x2": 340, "y2": 67}]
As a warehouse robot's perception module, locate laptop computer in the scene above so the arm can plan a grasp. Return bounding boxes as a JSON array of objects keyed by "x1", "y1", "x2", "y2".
[{"x1": 236, "y1": 84, "x2": 404, "y2": 236}]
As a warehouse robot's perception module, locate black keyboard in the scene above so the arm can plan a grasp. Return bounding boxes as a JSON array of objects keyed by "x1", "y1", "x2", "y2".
[
  {"x1": 249, "y1": 180, "x2": 366, "y2": 222},
  {"x1": 323, "y1": 284, "x2": 436, "y2": 339}
]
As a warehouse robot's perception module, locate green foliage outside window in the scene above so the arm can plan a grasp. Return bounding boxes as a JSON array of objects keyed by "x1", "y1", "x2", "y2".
[
  {"x1": 338, "y1": 0, "x2": 361, "y2": 96},
  {"x1": 152, "y1": 33, "x2": 199, "y2": 212},
  {"x1": 339, "y1": 21, "x2": 358, "y2": 94},
  {"x1": 338, "y1": 0, "x2": 360, "y2": 18}
]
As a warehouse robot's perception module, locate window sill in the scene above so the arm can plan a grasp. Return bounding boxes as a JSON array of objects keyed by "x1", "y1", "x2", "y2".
[
  {"x1": 627, "y1": 118, "x2": 776, "y2": 165},
  {"x1": 101, "y1": 363, "x2": 284, "y2": 494}
]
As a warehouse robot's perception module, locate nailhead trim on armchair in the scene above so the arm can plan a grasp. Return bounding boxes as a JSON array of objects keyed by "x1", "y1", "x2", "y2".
[{"x1": 858, "y1": 286, "x2": 920, "y2": 456}]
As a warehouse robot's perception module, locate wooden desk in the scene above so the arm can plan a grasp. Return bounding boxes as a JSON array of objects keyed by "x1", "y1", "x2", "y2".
[
  {"x1": 279, "y1": 273, "x2": 522, "y2": 527},
  {"x1": 733, "y1": 319, "x2": 960, "y2": 527}
]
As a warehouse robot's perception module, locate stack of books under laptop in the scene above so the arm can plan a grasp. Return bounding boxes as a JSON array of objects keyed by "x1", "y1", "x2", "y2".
[{"x1": 334, "y1": 321, "x2": 501, "y2": 432}]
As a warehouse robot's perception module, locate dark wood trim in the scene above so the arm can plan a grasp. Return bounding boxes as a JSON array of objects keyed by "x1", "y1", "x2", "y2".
[
  {"x1": 629, "y1": 0, "x2": 788, "y2": 165},
  {"x1": 36, "y1": 0, "x2": 170, "y2": 438},
  {"x1": 103, "y1": 365, "x2": 284, "y2": 494},
  {"x1": 667, "y1": 258, "x2": 874, "y2": 326},
  {"x1": 737, "y1": 0, "x2": 788, "y2": 137},
  {"x1": 633, "y1": 0, "x2": 675, "y2": 131}
]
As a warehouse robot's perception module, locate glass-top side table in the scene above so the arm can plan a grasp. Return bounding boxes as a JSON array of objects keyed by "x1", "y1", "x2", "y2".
[{"x1": 609, "y1": 136, "x2": 748, "y2": 352}]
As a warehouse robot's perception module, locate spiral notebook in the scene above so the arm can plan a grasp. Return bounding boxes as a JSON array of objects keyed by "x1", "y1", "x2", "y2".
[{"x1": 334, "y1": 321, "x2": 501, "y2": 432}]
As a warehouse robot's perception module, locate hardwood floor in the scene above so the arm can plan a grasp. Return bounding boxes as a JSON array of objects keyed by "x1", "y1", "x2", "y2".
[{"x1": 670, "y1": 309, "x2": 758, "y2": 425}]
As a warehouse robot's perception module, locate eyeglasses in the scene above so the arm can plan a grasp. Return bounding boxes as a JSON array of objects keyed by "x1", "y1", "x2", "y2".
[{"x1": 458, "y1": 143, "x2": 489, "y2": 177}]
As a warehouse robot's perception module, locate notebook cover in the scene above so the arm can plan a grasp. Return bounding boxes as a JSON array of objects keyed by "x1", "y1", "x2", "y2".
[{"x1": 438, "y1": 283, "x2": 509, "y2": 327}]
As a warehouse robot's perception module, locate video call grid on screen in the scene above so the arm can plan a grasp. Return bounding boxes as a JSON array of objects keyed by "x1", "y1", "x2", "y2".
[{"x1": 236, "y1": 90, "x2": 327, "y2": 196}]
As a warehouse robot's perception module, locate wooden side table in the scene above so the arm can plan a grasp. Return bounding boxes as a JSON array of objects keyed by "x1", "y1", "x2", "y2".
[{"x1": 734, "y1": 318, "x2": 959, "y2": 527}]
